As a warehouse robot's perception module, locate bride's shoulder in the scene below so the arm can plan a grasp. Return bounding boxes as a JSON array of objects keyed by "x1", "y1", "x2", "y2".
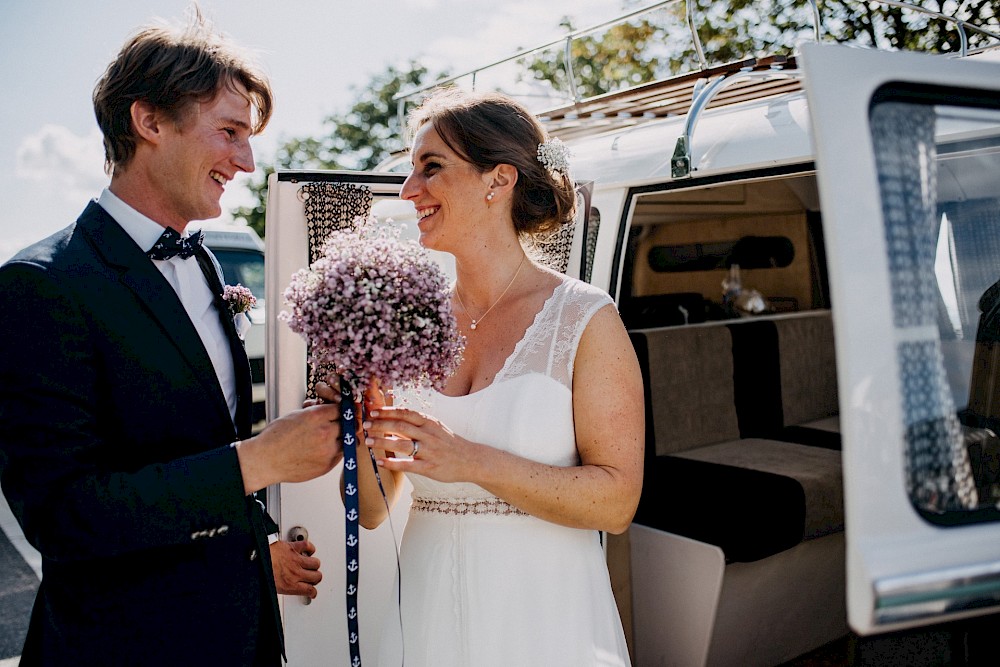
[{"x1": 552, "y1": 274, "x2": 614, "y2": 308}]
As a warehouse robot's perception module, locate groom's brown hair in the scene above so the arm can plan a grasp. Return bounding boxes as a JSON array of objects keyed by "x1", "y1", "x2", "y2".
[{"x1": 92, "y1": 4, "x2": 273, "y2": 174}]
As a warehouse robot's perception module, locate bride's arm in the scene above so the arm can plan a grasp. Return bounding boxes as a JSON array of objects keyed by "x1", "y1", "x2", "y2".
[{"x1": 368, "y1": 305, "x2": 644, "y2": 534}]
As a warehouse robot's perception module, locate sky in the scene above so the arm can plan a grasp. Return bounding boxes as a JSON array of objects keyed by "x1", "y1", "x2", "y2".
[{"x1": 0, "y1": 0, "x2": 630, "y2": 263}]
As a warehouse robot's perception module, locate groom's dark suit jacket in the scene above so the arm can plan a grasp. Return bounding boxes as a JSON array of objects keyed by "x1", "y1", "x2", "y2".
[{"x1": 0, "y1": 201, "x2": 282, "y2": 665}]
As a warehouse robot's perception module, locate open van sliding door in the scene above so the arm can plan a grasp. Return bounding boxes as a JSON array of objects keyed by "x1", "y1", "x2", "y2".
[
  {"x1": 801, "y1": 44, "x2": 1000, "y2": 637},
  {"x1": 264, "y1": 171, "x2": 415, "y2": 666}
]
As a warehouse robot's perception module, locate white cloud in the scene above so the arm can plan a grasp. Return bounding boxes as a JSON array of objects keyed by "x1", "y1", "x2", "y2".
[
  {"x1": 401, "y1": 0, "x2": 442, "y2": 9},
  {"x1": 15, "y1": 125, "x2": 107, "y2": 203}
]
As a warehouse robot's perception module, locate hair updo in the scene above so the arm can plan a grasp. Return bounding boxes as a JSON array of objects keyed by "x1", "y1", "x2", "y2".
[{"x1": 407, "y1": 88, "x2": 576, "y2": 237}]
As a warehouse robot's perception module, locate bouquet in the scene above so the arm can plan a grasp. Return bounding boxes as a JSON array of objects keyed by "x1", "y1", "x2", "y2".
[
  {"x1": 281, "y1": 216, "x2": 463, "y2": 665},
  {"x1": 280, "y1": 217, "x2": 464, "y2": 395}
]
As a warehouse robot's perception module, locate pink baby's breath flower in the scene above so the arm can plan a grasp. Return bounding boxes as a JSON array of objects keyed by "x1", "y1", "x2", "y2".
[
  {"x1": 222, "y1": 284, "x2": 257, "y2": 317},
  {"x1": 280, "y1": 217, "x2": 464, "y2": 394}
]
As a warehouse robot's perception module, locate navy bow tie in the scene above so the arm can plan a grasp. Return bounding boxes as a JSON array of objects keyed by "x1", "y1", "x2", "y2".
[{"x1": 147, "y1": 228, "x2": 205, "y2": 260}]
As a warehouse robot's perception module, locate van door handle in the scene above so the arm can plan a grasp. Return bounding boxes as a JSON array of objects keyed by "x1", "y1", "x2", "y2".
[{"x1": 287, "y1": 526, "x2": 312, "y2": 605}]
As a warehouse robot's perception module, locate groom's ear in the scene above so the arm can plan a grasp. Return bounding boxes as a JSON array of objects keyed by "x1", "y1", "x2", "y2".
[{"x1": 131, "y1": 100, "x2": 167, "y2": 145}]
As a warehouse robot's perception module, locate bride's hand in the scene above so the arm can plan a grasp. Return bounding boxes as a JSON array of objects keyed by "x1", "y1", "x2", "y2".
[
  {"x1": 363, "y1": 378, "x2": 389, "y2": 413},
  {"x1": 363, "y1": 407, "x2": 477, "y2": 483},
  {"x1": 307, "y1": 377, "x2": 387, "y2": 435}
]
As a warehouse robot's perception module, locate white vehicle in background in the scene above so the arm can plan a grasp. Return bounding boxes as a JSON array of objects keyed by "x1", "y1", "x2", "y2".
[
  {"x1": 262, "y1": 1, "x2": 1000, "y2": 665},
  {"x1": 198, "y1": 221, "x2": 267, "y2": 429}
]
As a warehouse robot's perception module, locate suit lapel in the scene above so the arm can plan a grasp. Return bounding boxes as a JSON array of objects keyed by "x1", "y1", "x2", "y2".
[
  {"x1": 195, "y1": 247, "x2": 253, "y2": 437},
  {"x1": 79, "y1": 203, "x2": 236, "y2": 434}
]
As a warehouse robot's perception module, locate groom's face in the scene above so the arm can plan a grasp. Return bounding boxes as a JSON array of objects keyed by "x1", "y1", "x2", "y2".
[{"x1": 152, "y1": 82, "x2": 256, "y2": 229}]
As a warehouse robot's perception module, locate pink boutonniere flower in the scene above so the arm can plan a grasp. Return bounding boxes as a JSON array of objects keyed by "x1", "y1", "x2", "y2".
[{"x1": 222, "y1": 284, "x2": 256, "y2": 340}]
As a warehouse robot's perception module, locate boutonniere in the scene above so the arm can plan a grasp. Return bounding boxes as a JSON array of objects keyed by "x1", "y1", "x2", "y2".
[{"x1": 222, "y1": 284, "x2": 257, "y2": 340}]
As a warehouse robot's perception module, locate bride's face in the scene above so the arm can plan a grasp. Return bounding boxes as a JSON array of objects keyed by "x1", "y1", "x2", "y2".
[{"x1": 402, "y1": 124, "x2": 491, "y2": 254}]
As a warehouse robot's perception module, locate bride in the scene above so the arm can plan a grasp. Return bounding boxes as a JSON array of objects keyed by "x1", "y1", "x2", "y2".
[{"x1": 336, "y1": 88, "x2": 643, "y2": 666}]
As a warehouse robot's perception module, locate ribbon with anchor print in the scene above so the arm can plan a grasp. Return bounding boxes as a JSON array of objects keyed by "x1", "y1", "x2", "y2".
[{"x1": 341, "y1": 379, "x2": 363, "y2": 667}]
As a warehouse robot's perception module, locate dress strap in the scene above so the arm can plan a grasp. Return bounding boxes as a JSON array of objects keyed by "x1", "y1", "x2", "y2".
[{"x1": 499, "y1": 279, "x2": 613, "y2": 390}]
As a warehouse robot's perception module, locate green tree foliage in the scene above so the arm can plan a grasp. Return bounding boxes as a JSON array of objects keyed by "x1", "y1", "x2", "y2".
[
  {"x1": 233, "y1": 62, "x2": 430, "y2": 236},
  {"x1": 518, "y1": 0, "x2": 998, "y2": 102},
  {"x1": 520, "y1": 18, "x2": 664, "y2": 99}
]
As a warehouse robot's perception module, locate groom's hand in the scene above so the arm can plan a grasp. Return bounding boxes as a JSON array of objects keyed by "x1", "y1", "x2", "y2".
[
  {"x1": 270, "y1": 538, "x2": 322, "y2": 599},
  {"x1": 236, "y1": 397, "x2": 343, "y2": 493}
]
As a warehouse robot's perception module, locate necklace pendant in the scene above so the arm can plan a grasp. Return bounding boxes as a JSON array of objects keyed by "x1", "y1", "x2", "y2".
[{"x1": 470, "y1": 321, "x2": 478, "y2": 330}]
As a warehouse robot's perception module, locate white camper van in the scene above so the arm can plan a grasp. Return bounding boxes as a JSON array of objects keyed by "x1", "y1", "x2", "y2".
[{"x1": 263, "y1": 3, "x2": 1000, "y2": 665}]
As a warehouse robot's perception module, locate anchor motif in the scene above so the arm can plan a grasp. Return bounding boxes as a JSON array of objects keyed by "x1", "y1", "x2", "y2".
[
  {"x1": 346, "y1": 483, "x2": 357, "y2": 496},
  {"x1": 348, "y1": 558, "x2": 359, "y2": 572},
  {"x1": 344, "y1": 432, "x2": 356, "y2": 447},
  {"x1": 347, "y1": 534, "x2": 358, "y2": 547},
  {"x1": 352, "y1": 656, "x2": 361, "y2": 667},
  {"x1": 348, "y1": 607, "x2": 357, "y2": 620},
  {"x1": 350, "y1": 632, "x2": 359, "y2": 644},
  {"x1": 347, "y1": 509, "x2": 358, "y2": 521},
  {"x1": 345, "y1": 457, "x2": 357, "y2": 471},
  {"x1": 344, "y1": 407, "x2": 355, "y2": 421},
  {"x1": 347, "y1": 584, "x2": 357, "y2": 595}
]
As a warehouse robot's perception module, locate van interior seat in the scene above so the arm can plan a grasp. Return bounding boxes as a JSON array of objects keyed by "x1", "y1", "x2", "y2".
[
  {"x1": 629, "y1": 313, "x2": 843, "y2": 562},
  {"x1": 728, "y1": 313, "x2": 841, "y2": 449}
]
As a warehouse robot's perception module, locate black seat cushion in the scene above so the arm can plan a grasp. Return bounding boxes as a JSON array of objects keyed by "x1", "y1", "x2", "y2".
[{"x1": 634, "y1": 455, "x2": 806, "y2": 563}]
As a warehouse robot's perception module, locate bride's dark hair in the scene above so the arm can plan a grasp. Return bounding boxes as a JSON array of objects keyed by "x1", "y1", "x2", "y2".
[{"x1": 407, "y1": 87, "x2": 576, "y2": 237}]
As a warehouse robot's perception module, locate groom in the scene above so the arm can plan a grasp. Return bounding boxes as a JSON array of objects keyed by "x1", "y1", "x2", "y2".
[{"x1": 0, "y1": 10, "x2": 340, "y2": 667}]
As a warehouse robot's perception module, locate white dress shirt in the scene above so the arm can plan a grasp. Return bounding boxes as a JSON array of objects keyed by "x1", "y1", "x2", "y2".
[{"x1": 98, "y1": 189, "x2": 238, "y2": 424}]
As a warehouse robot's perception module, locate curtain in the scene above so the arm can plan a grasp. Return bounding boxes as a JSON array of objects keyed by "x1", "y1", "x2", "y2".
[{"x1": 870, "y1": 101, "x2": 978, "y2": 513}]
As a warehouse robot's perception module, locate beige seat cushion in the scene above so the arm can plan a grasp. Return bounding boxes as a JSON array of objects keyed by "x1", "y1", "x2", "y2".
[{"x1": 640, "y1": 324, "x2": 741, "y2": 455}]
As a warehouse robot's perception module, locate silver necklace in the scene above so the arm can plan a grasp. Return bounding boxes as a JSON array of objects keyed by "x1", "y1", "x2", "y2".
[{"x1": 455, "y1": 255, "x2": 526, "y2": 331}]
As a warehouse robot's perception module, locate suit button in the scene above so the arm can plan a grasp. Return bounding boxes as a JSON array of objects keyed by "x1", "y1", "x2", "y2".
[{"x1": 249, "y1": 549, "x2": 257, "y2": 561}]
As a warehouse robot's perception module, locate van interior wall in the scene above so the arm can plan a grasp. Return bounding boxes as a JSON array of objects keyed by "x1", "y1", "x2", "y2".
[
  {"x1": 633, "y1": 212, "x2": 813, "y2": 310},
  {"x1": 622, "y1": 175, "x2": 828, "y2": 323}
]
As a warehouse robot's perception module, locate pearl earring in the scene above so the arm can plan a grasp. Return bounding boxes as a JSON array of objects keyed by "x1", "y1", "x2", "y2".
[{"x1": 486, "y1": 191, "x2": 495, "y2": 202}]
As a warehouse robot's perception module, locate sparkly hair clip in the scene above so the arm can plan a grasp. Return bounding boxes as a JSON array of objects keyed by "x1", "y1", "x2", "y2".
[{"x1": 536, "y1": 137, "x2": 571, "y2": 176}]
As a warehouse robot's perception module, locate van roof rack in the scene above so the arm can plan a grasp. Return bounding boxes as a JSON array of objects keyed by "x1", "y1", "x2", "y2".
[
  {"x1": 537, "y1": 55, "x2": 800, "y2": 144},
  {"x1": 384, "y1": 0, "x2": 1000, "y2": 174}
]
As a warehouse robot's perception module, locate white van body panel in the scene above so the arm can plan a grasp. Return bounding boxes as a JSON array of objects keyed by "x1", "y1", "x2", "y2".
[
  {"x1": 264, "y1": 173, "x2": 416, "y2": 666},
  {"x1": 571, "y1": 93, "x2": 814, "y2": 189}
]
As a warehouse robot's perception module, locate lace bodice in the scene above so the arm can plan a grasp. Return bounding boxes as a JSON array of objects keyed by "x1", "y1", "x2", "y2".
[
  {"x1": 496, "y1": 278, "x2": 614, "y2": 391},
  {"x1": 396, "y1": 278, "x2": 613, "y2": 504}
]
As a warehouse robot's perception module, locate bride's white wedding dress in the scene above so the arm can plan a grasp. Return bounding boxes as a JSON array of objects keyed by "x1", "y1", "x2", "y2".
[{"x1": 377, "y1": 278, "x2": 632, "y2": 667}]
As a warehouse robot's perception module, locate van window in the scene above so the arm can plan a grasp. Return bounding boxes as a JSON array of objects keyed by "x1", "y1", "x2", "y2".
[
  {"x1": 868, "y1": 92, "x2": 1000, "y2": 524},
  {"x1": 648, "y1": 235, "x2": 795, "y2": 272}
]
